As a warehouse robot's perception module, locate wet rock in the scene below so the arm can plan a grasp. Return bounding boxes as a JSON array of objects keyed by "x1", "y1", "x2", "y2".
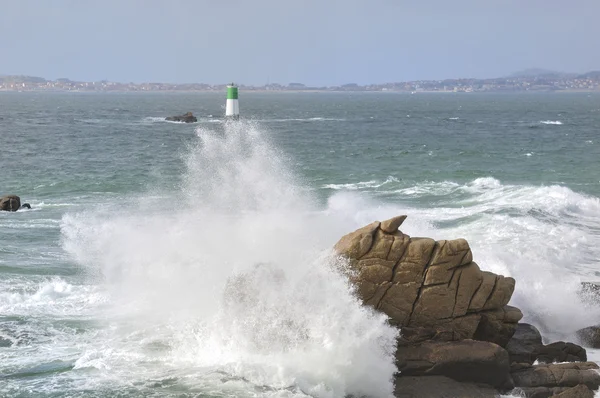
[
  {"x1": 552, "y1": 384, "x2": 595, "y2": 398},
  {"x1": 394, "y1": 375, "x2": 499, "y2": 398},
  {"x1": 515, "y1": 387, "x2": 571, "y2": 398},
  {"x1": 536, "y1": 341, "x2": 586, "y2": 364},
  {"x1": 396, "y1": 339, "x2": 511, "y2": 388},
  {"x1": 0, "y1": 195, "x2": 21, "y2": 211},
  {"x1": 576, "y1": 325, "x2": 600, "y2": 348},
  {"x1": 510, "y1": 362, "x2": 600, "y2": 390},
  {"x1": 165, "y1": 112, "x2": 197, "y2": 123},
  {"x1": 506, "y1": 323, "x2": 544, "y2": 365}
]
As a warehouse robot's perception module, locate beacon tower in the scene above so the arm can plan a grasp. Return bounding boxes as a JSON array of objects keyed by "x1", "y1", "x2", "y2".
[{"x1": 225, "y1": 84, "x2": 239, "y2": 120}]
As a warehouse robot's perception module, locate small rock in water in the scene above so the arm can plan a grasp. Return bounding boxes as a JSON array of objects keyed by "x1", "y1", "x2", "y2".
[
  {"x1": 165, "y1": 112, "x2": 197, "y2": 123},
  {"x1": 0, "y1": 194, "x2": 21, "y2": 211}
]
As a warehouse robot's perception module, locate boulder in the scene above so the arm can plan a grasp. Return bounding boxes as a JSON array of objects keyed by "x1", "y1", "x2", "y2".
[
  {"x1": 165, "y1": 112, "x2": 197, "y2": 123},
  {"x1": 334, "y1": 215, "x2": 521, "y2": 345},
  {"x1": 536, "y1": 341, "x2": 586, "y2": 364},
  {"x1": 576, "y1": 325, "x2": 600, "y2": 348},
  {"x1": 552, "y1": 384, "x2": 595, "y2": 398},
  {"x1": 506, "y1": 323, "x2": 587, "y2": 365},
  {"x1": 506, "y1": 323, "x2": 544, "y2": 365},
  {"x1": 510, "y1": 362, "x2": 600, "y2": 390},
  {"x1": 0, "y1": 195, "x2": 21, "y2": 211},
  {"x1": 396, "y1": 339, "x2": 511, "y2": 388},
  {"x1": 394, "y1": 375, "x2": 499, "y2": 398}
]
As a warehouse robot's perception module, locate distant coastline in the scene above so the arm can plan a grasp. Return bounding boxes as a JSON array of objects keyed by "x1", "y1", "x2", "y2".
[{"x1": 1, "y1": 70, "x2": 600, "y2": 93}]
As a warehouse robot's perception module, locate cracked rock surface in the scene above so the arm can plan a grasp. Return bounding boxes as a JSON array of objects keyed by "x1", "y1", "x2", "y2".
[{"x1": 334, "y1": 215, "x2": 522, "y2": 346}]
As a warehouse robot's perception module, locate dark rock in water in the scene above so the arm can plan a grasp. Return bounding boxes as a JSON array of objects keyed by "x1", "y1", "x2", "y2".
[
  {"x1": 0, "y1": 195, "x2": 21, "y2": 211},
  {"x1": 396, "y1": 339, "x2": 511, "y2": 389},
  {"x1": 165, "y1": 112, "x2": 197, "y2": 123},
  {"x1": 21, "y1": 203, "x2": 31, "y2": 209},
  {"x1": 576, "y1": 325, "x2": 600, "y2": 348},
  {"x1": 552, "y1": 384, "x2": 595, "y2": 398},
  {"x1": 536, "y1": 341, "x2": 586, "y2": 364},
  {"x1": 394, "y1": 375, "x2": 498, "y2": 398},
  {"x1": 506, "y1": 323, "x2": 587, "y2": 365},
  {"x1": 506, "y1": 323, "x2": 543, "y2": 365}
]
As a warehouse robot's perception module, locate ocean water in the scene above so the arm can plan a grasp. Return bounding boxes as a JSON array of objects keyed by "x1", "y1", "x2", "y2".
[{"x1": 1, "y1": 91, "x2": 600, "y2": 397}]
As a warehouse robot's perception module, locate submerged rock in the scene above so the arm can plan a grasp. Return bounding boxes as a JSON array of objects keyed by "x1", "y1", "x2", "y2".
[
  {"x1": 165, "y1": 112, "x2": 197, "y2": 123},
  {"x1": 0, "y1": 195, "x2": 21, "y2": 211}
]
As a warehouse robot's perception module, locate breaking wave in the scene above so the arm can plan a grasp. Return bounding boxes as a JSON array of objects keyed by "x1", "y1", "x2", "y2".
[{"x1": 58, "y1": 120, "x2": 398, "y2": 397}]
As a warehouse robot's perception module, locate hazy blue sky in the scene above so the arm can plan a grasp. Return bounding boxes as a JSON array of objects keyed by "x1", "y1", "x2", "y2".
[{"x1": 1, "y1": 0, "x2": 599, "y2": 85}]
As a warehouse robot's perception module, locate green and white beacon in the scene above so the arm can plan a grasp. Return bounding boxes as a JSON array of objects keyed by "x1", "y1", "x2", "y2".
[{"x1": 225, "y1": 83, "x2": 239, "y2": 120}]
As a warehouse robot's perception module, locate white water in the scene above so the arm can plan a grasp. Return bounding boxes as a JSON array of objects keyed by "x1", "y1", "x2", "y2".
[
  {"x1": 55, "y1": 121, "x2": 399, "y2": 397},
  {"x1": 327, "y1": 176, "x2": 600, "y2": 343}
]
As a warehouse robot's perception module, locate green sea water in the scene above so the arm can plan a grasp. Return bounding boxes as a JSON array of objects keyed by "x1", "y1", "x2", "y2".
[{"x1": 1, "y1": 92, "x2": 600, "y2": 397}]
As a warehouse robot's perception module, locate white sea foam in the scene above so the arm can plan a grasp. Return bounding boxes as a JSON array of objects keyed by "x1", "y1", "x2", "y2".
[
  {"x1": 59, "y1": 120, "x2": 398, "y2": 397},
  {"x1": 323, "y1": 176, "x2": 399, "y2": 191},
  {"x1": 539, "y1": 120, "x2": 563, "y2": 125},
  {"x1": 326, "y1": 177, "x2": 600, "y2": 340}
]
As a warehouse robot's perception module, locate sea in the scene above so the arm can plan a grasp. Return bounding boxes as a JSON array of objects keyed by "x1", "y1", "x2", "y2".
[{"x1": 1, "y1": 91, "x2": 600, "y2": 398}]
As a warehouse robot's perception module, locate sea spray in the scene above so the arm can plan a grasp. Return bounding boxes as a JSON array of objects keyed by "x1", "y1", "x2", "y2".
[
  {"x1": 325, "y1": 177, "x2": 600, "y2": 341},
  {"x1": 60, "y1": 120, "x2": 399, "y2": 397}
]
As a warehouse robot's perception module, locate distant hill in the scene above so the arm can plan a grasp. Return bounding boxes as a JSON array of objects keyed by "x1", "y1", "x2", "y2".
[
  {"x1": 508, "y1": 68, "x2": 575, "y2": 79},
  {"x1": 0, "y1": 75, "x2": 46, "y2": 83},
  {"x1": 577, "y1": 71, "x2": 600, "y2": 79}
]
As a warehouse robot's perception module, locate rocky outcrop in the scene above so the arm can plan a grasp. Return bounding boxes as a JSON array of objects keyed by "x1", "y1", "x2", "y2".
[
  {"x1": 0, "y1": 195, "x2": 21, "y2": 211},
  {"x1": 334, "y1": 215, "x2": 521, "y2": 346},
  {"x1": 334, "y1": 216, "x2": 599, "y2": 398},
  {"x1": 165, "y1": 112, "x2": 197, "y2": 123}
]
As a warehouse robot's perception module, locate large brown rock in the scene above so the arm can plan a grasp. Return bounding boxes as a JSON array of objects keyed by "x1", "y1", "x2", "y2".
[
  {"x1": 0, "y1": 195, "x2": 21, "y2": 211},
  {"x1": 396, "y1": 339, "x2": 511, "y2": 388},
  {"x1": 334, "y1": 215, "x2": 522, "y2": 345},
  {"x1": 511, "y1": 362, "x2": 600, "y2": 390}
]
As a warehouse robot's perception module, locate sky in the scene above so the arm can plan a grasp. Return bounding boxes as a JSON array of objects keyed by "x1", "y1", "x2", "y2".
[{"x1": 1, "y1": 0, "x2": 599, "y2": 86}]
